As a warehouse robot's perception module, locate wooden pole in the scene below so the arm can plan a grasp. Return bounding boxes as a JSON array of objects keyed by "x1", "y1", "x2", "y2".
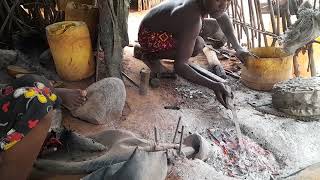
[
  {"x1": 293, "y1": 53, "x2": 300, "y2": 77},
  {"x1": 276, "y1": 0, "x2": 280, "y2": 36},
  {"x1": 308, "y1": 45, "x2": 317, "y2": 76},
  {"x1": 255, "y1": 0, "x2": 268, "y2": 47},
  {"x1": 139, "y1": 68, "x2": 150, "y2": 95},
  {"x1": 240, "y1": 0, "x2": 251, "y2": 48},
  {"x1": 254, "y1": 0, "x2": 261, "y2": 47},
  {"x1": 248, "y1": 0, "x2": 255, "y2": 48},
  {"x1": 234, "y1": 0, "x2": 241, "y2": 42},
  {"x1": 268, "y1": 0, "x2": 277, "y2": 46}
]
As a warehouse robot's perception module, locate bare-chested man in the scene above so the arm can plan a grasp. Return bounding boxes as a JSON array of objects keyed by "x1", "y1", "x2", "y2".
[{"x1": 136, "y1": 0, "x2": 252, "y2": 108}]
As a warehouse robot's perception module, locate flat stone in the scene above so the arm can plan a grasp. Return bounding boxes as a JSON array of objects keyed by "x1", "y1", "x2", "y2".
[
  {"x1": 272, "y1": 77, "x2": 320, "y2": 117},
  {"x1": 71, "y1": 78, "x2": 126, "y2": 124}
]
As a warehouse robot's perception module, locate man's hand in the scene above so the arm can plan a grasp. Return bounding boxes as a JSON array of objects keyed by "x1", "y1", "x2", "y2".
[
  {"x1": 235, "y1": 48, "x2": 259, "y2": 63},
  {"x1": 214, "y1": 83, "x2": 233, "y2": 108}
]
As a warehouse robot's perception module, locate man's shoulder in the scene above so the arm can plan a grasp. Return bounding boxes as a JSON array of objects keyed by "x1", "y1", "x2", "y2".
[{"x1": 171, "y1": 0, "x2": 201, "y2": 20}]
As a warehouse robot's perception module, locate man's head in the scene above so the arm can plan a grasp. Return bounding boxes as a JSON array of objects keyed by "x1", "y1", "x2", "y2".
[{"x1": 202, "y1": 0, "x2": 231, "y2": 17}]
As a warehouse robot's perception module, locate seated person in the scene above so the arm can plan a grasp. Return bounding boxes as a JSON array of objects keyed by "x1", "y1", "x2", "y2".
[
  {"x1": 135, "y1": 0, "x2": 252, "y2": 108},
  {"x1": 0, "y1": 75, "x2": 87, "y2": 179}
]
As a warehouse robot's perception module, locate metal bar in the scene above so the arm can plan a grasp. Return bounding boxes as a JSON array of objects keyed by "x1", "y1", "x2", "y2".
[
  {"x1": 178, "y1": 125, "x2": 184, "y2": 155},
  {"x1": 172, "y1": 117, "x2": 181, "y2": 143}
]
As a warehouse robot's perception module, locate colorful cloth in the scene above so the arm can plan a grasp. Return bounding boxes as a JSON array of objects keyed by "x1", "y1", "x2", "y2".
[
  {"x1": 138, "y1": 26, "x2": 176, "y2": 53},
  {"x1": 0, "y1": 75, "x2": 61, "y2": 151}
]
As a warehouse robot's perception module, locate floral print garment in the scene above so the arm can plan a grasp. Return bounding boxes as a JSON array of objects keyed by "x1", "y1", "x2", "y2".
[
  {"x1": 138, "y1": 26, "x2": 177, "y2": 53},
  {"x1": 0, "y1": 75, "x2": 61, "y2": 151}
]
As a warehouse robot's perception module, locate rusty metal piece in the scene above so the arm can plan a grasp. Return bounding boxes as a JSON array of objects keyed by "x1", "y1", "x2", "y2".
[
  {"x1": 154, "y1": 127, "x2": 158, "y2": 144},
  {"x1": 178, "y1": 125, "x2": 184, "y2": 155},
  {"x1": 172, "y1": 117, "x2": 181, "y2": 143}
]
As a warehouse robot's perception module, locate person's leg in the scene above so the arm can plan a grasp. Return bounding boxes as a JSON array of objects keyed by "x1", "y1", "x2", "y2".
[
  {"x1": 54, "y1": 88, "x2": 87, "y2": 111},
  {"x1": 0, "y1": 110, "x2": 54, "y2": 180}
]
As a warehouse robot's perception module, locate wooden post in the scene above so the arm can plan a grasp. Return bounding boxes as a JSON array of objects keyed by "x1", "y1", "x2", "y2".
[
  {"x1": 254, "y1": 0, "x2": 261, "y2": 47},
  {"x1": 139, "y1": 68, "x2": 150, "y2": 95},
  {"x1": 255, "y1": 0, "x2": 268, "y2": 47},
  {"x1": 276, "y1": 0, "x2": 280, "y2": 36},
  {"x1": 268, "y1": 0, "x2": 277, "y2": 46},
  {"x1": 308, "y1": 45, "x2": 317, "y2": 76},
  {"x1": 248, "y1": 0, "x2": 255, "y2": 48},
  {"x1": 240, "y1": 0, "x2": 251, "y2": 48},
  {"x1": 293, "y1": 53, "x2": 300, "y2": 77}
]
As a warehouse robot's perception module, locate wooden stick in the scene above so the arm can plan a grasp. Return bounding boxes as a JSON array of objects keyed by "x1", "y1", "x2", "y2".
[
  {"x1": 254, "y1": 0, "x2": 262, "y2": 47},
  {"x1": 122, "y1": 71, "x2": 139, "y2": 88},
  {"x1": 236, "y1": 2, "x2": 243, "y2": 40},
  {"x1": 308, "y1": 44, "x2": 316, "y2": 76},
  {"x1": 0, "y1": 0, "x2": 20, "y2": 38},
  {"x1": 282, "y1": 12, "x2": 287, "y2": 33},
  {"x1": 268, "y1": 0, "x2": 277, "y2": 46},
  {"x1": 276, "y1": 0, "x2": 280, "y2": 36},
  {"x1": 232, "y1": 19, "x2": 278, "y2": 37},
  {"x1": 225, "y1": 69, "x2": 240, "y2": 79},
  {"x1": 240, "y1": 0, "x2": 251, "y2": 48},
  {"x1": 172, "y1": 117, "x2": 181, "y2": 143},
  {"x1": 255, "y1": 0, "x2": 268, "y2": 47},
  {"x1": 189, "y1": 63, "x2": 227, "y2": 83},
  {"x1": 231, "y1": 0, "x2": 236, "y2": 30},
  {"x1": 139, "y1": 68, "x2": 150, "y2": 95},
  {"x1": 233, "y1": 0, "x2": 241, "y2": 42},
  {"x1": 248, "y1": 0, "x2": 256, "y2": 48},
  {"x1": 293, "y1": 53, "x2": 300, "y2": 77}
]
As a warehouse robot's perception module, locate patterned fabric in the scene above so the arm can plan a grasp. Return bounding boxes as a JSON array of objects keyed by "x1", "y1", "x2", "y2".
[
  {"x1": 0, "y1": 75, "x2": 61, "y2": 151},
  {"x1": 138, "y1": 26, "x2": 176, "y2": 53}
]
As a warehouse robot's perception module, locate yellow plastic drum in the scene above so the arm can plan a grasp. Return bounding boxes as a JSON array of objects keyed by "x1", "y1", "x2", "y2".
[
  {"x1": 241, "y1": 47, "x2": 293, "y2": 91},
  {"x1": 46, "y1": 21, "x2": 95, "y2": 81}
]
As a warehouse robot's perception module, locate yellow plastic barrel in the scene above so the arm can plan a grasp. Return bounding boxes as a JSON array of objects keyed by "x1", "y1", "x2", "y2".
[
  {"x1": 46, "y1": 21, "x2": 95, "y2": 81},
  {"x1": 241, "y1": 47, "x2": 293, "y2": 91}
]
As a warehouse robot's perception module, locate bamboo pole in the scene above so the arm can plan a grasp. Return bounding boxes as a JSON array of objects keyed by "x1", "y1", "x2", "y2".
[
  {"x1": 308, "y1": 44, "x2": 317, "y2": 76},
  {"x1": 234, "y1": 0, "x2": 241, "y2": 43},
  {"x1": 276, "y1": 0, "x2": 280, "y2": 35},
  {"x1": 293, "y1": 53, "x2": 300, "y2": 77},
  {"x1": 267, "y1": 0, "x2": 277, "y2": 46},
  {"x1": 255, "y1": 0, "x2": 268, "y2": 47},
  {"x1": 240, "y1": 0, "x2": 251, "y2": 48},
  {"x1": 248, "y1": 0, "x2": 255, "y2": 48},
  {"x1": 254, "y1": 0, "x2": 262, "y2": 47},
  {"x1": 232, "y1": 19, "x2": 278, "y2": 38}
]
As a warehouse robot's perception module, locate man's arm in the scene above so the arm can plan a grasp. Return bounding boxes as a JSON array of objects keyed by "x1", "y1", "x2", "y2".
[
  {"x1": 174, "y1": 20, "x2": 230, "y2": 107},
  {"x1": 215, "y1": 12, "x2": 252, "y2": 63},
  {"x1": 215, "y1": 12, "x2": 242, "y2": 50}
]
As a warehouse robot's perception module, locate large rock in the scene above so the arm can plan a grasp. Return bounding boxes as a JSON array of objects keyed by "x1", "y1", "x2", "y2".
[
  {"x1": 71, "y1": 78, "x2": 126, "y2": 124},
  {"x1": 272, "y1": 77, "x2": 320, "y2": 117},
  {"x1": 0, "y1": 49, "x2": 17, "y2": 69}
]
